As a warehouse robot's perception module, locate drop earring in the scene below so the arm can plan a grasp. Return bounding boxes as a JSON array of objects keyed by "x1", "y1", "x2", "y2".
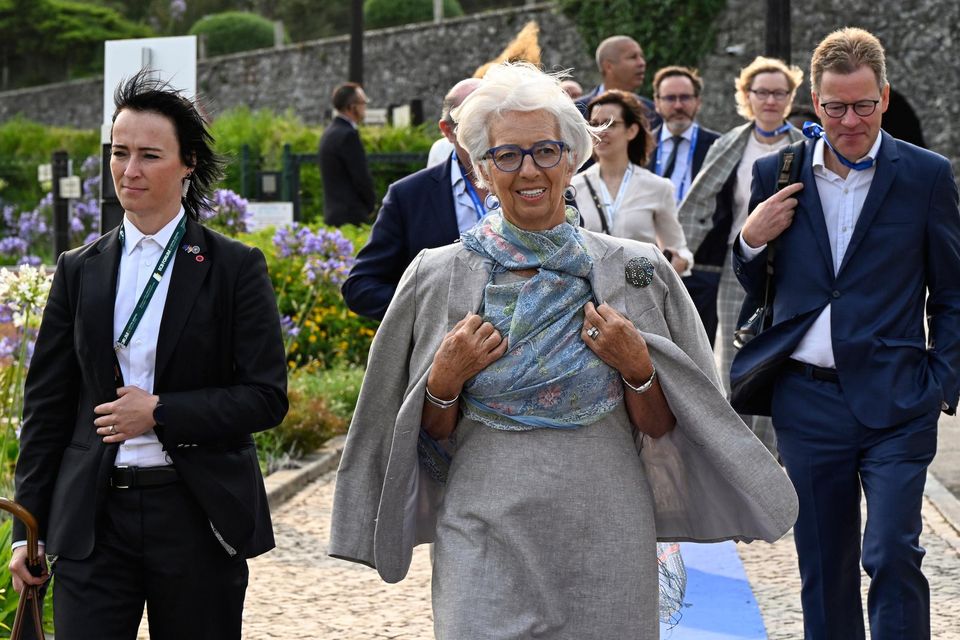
[
  {"x1": 563, "y1": 184, "x2": 578, "y2": 200},
  {"x1": 484, "y1": 193, "x2": 500, "y2": 210},
  {"x1": 181, "y1": 175, "x2": 192, "y2": 198}
]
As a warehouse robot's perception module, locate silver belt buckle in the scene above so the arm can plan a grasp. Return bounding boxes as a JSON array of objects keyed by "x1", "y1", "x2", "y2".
[{"x1": 111, "y1": 465, "x2": 132, "y2": 489}]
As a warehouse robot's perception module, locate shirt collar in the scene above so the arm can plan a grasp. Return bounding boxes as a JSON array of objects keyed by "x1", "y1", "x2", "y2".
[
  {"x1": 450, "y1": 152, "x2": 465, "y2": 189},
  {"x1": 122, "y1": 208, "x2": 186, "y2": 256},
  {"x1": 660, "y1": 123, "x2": 696, "y2": 143},
  {"x1": 334, "y1": 112, "x2": 359, "y2": 129},
  {"x1": 813, "y1": 131, "x2": 882, "y2": 171}
]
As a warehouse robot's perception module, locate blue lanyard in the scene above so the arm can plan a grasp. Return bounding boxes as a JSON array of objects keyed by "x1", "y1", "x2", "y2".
[
  {"x1": 457, "y1": 157, "x2": 486, "y2": 221},
  {"x1": 802, "y1": 121, "x2": 875, "y2": 171},
  {"x1": 654, "y1": 124, "x2": 699, "y2": 201},
  {"x1": 755, "y1": 122, "x2": 792, "y2": 138}
]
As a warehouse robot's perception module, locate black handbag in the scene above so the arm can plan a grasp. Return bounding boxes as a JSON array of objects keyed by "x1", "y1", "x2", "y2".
[{"x1": 733, "y1": 139, "x2": 805, "y2": 350}]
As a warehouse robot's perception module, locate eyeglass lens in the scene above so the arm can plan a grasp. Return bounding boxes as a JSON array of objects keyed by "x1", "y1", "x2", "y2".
[
  {"x1": 751, "y1": 89, "x2": 790, "y2": 100},
  {"x1": 820, "y1": 100, "x2": 879, "y2": 118},
  {"x1": 489, "y1": 141, "x2": 564, "y2": 172}
]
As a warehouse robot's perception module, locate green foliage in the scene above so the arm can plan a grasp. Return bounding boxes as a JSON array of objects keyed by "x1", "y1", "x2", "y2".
[
  {"x1": 240, "y1": 224, "x2": 379, "y2": 369},
  {"x1": 210, "y1": 107, "x2": 435, "y2": 224},
  {"x1": 0, "y1": 117, "x2": 99, "y2": 218},
  {"x1": 0, "y1": 0, "x2": 153, "y2": 88},
  {"x1": 364, "y1": 0, "x2": 464, "y2": 30},
  {"x1": 254, "y1": 364, "x2": 365, "y2": 473},
  {"x1": 557, "y1": 0, "x2": 727, "y2": 94},
  {"x1": 188, "y1": 11, "x2": 278, "y2": 57}
]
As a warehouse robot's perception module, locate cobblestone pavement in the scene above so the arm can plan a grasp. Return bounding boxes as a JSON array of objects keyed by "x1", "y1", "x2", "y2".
[
  {"x1": 738, "y1": 488, "x2": 960, "y2": 639},
  {"x1": 136, "y1": 468, "x2": 960, "y2": 639}
]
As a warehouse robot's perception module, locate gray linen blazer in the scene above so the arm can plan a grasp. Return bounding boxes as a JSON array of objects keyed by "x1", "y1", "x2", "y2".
[{"x1": 329, "y1": 230, "x2": 798, "y2": 583}]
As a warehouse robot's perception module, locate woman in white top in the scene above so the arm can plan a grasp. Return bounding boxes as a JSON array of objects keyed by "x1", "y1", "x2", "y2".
[
  {"x1": 677, "y1": 56, "x2": 805, "y2": 454},
  {"x1": 572, "y1": 90, "x2": 693, "y2": 275}
]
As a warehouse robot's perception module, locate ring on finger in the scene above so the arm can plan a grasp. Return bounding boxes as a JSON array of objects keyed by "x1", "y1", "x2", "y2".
[
  {"x1": 586, "y1": 326, "x2": 601, "y2": 340},
  {"x1": 109, "y1": 425, "x2": 117, "y2": 435}
]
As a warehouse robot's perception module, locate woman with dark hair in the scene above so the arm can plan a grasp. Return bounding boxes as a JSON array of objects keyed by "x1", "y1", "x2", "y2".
[
  {"x1": 572, "y1": 89, "x2": 693, "y2": 275},
  {"x1": 8, "y1": 71, "x2": 287, "y2": 639}
]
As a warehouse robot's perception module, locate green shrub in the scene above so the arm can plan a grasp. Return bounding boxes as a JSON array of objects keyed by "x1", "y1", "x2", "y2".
[
  {"x1": 557, "y1": 0, "x2": 727, "y2": 95},
  {"x1": 364, "y1": 0, "x2": 464, "y2": 29},
  {"x1": 0, "y1": 0, "x2": 153, "y2": 88},
  {"x1": 254, "y1": 364, "x2": 365, "y2": 473},
  {"x1": 211, "y1": 106, "x2": 435, "y2": 224},
  {"x1": 0, "y1": 118, "x2": 99, "y2": 213},
  {"x1": 189, "y1": 11, "x2": 278, "y2": 57}
]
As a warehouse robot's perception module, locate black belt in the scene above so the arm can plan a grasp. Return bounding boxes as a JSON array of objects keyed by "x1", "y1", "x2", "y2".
[
  {"x1": 786, "y1": 359, "x2": 840, "y2": 383},
  {"x1": 109, "y1": 465, "x2": 179, "y2": 489}
]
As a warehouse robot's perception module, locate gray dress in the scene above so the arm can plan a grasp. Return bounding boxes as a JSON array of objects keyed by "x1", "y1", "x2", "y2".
[{"x1": 433, "y1": 405, "x2": 658, "y2": 639}]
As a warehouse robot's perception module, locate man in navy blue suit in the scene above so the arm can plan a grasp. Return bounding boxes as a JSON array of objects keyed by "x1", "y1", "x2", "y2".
[
  {"x1": 342, "y1": 79, "x2": 490, "y2": 320},
  {"x1": 732, "y1": 28, "x2": 960, "y2": 639}
]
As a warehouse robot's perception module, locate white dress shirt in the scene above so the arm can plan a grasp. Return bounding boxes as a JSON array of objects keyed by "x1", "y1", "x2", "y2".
[
  {"x1": 739, "y1": 134, "x2": 882, "y2": 367},
  {"x1": 450, "y1": 153, "x2": 491, "y2": 233},
  {"x1": 113, "y1": 210, "x2": 185, "y2": 467},
  {"x1": 658, "y1": 124, "x2": 696, "y2": 202}
]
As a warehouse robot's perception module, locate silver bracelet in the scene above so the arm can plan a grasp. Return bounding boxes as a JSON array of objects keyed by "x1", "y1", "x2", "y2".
[
  {"x1": 425, "y1": 386, "x2": 460, "y2": 409},
  {"x1": 621, "y1": 366, "x2": 657, "y2": 394}
]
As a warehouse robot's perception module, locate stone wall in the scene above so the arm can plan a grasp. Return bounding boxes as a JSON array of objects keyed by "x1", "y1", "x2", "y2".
[
  {"x1": 0, "y1": 3, "x2": 593, "y2": 130},
  {"x1": 696, "y1": 0, "x2": 959, "y2": 168}
]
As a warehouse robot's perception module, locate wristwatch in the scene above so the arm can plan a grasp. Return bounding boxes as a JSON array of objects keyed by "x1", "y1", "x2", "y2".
[{"x1": 153, "y1": 401, "x2": 167, "y2": 426}]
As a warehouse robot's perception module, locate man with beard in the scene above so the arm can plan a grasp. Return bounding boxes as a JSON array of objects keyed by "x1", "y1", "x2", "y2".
[{"x1": 649, "y1": 66, "x2": 719, "y2": 204}]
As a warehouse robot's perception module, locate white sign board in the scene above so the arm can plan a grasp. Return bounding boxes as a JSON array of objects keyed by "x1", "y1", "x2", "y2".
[
  {"x1": 59, "y1": 176, "x2": 82, "y2": 199},
  {"x1": 365, "y1": 107, "x2": 388, "y2": 126},
  {"x1": 392, "y1": 104, "x2": 411, "y2": 128},
  {"x1": 246, "y1": 202, "x2": 294, "y2": 232},
  {"x1": 37, "y1": 164, "x2": 52, "y2": 182},
  {"x1": 102, "y1": 36, "x2": 197, "y2": 143}
]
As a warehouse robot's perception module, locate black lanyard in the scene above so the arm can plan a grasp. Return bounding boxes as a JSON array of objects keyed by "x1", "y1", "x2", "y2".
[{"x1": 114, "y1": 215, "x2": 187, "y2": 352}]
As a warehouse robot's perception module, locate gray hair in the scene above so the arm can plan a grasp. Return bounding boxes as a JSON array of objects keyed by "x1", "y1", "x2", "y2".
[{"x1": 452, "y1": 62, "x2": 600, "y2": 189}]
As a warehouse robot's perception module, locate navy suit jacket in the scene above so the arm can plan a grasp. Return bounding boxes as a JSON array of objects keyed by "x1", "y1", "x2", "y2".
[
  {"x1": 731, "y1": 132, "x2": 960, "y2": 428},
  {"x1": 647, "y1": 124, "x2": 720, "y2": 180},
  {"x1": 341, "y1": 159, "x2": 460, "y2": 320}
]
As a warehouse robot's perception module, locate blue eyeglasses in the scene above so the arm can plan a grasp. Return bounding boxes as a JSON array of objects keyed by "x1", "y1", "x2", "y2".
[{"x1": 483, "y1": 140, "x2": 567, "y2": 172}]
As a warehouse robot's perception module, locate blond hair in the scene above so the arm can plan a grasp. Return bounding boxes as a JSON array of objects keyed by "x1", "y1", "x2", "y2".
[
  {"x1": 734, "y1": 56, "x2": 804, "y2": 120},
  {"x1": 810, "y1": 27, "x2": 887, "y2": 93}
]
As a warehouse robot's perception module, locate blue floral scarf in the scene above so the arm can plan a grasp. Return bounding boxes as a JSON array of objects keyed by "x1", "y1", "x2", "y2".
[{"x1": 458, "y1": 208, "x2": 623, "y2": 431}]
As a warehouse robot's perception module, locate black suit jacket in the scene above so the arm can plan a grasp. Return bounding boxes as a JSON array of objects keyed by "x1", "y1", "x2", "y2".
[
  {"x1": 647, "y1": 124, "x2": 720, "y2": 180},
  {"x1": 13, "y1": 219, "x2": 288, "y2": 560},
  {"x1": 341, "y1": 159, "x2": 460, "y2": 320},
  {"x1": 319, "y1": 116, "x2": 376, "y2": 226}
]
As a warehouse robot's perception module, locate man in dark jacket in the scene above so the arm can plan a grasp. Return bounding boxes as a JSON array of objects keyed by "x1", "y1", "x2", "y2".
[{"x1": 319, "y1": 82, "x2": 376, "y2": 226}]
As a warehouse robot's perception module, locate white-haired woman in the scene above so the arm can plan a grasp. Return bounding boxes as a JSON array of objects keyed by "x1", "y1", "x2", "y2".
[
  {"x1": 678, "y1": 56, "x2": 805, "y2": 454},
  {"x1": 330, "y1": 62, "x2": 797, "y2": 639}
]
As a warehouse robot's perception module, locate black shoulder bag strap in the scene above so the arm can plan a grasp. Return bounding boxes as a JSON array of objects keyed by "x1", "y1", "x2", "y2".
[
  {"x1": 582, "y1": 178, "x2": 611, "y2": 235},
  {"x1": 764, "y1": 138, "x2": 806, "y2": 291}
]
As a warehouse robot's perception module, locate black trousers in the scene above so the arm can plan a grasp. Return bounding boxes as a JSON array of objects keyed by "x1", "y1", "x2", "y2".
[
  {"x1": 51, "y1": 480, "x2": 248, "y2": 640},
  {"x1": 682, "y1": 269, "x2": 721, "y2": 347}
]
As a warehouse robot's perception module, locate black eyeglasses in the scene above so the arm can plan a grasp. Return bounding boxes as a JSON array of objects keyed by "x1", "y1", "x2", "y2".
[
  {"x1": 750, "y1": 89, "x2": 790, "y2": 101},
  {"x1": 819, "y1": 100, "x2": 881, "y2": 118},
  {"x1": 656, "y1": 94, "x2": 697, "y2": 104},
  {"x1": 484, "y1": 140, "x2": 567, "y2": 172}
]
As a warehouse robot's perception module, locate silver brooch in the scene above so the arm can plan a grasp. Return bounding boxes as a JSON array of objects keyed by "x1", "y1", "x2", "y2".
[{"x1": 625, "y1": 257, "x2": 654, "y2": 288}]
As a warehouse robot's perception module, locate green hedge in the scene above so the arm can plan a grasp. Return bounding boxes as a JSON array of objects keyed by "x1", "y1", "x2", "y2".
[
  {"x1": 364, "y1": 0, "x2": 464, "y2": 29},
  {"x1": 189, "y1": 11, "x2": 279, "y2": 57},
  {"x1": 557, "y1": 0, "x2": 727, "y2": 94}
]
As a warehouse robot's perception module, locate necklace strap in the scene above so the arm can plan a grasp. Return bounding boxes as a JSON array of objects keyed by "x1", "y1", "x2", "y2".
[{"x1": 115, "y1": 215, "x2": 188, "y2": 351}]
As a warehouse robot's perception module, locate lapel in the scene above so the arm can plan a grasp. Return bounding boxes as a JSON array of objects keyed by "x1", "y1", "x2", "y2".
[
  {"x1": 446, "y1": 248, "x2": 490, "y2": 330},
  {"x1": 155, "y1": 219, "x2": 212, "y2": 381},
  {"x1": 80, "y1": 227, "x2": 123, "y2": 394},
  {"x1": 796, "y1": 140, "x2": 835, "y2": 277},
  {"x1": 837, "y1": 131, "x2": 899, "y2": 275},
  {"x1": 580, "y1": 232, "x2": 623, "y2": 312}
]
